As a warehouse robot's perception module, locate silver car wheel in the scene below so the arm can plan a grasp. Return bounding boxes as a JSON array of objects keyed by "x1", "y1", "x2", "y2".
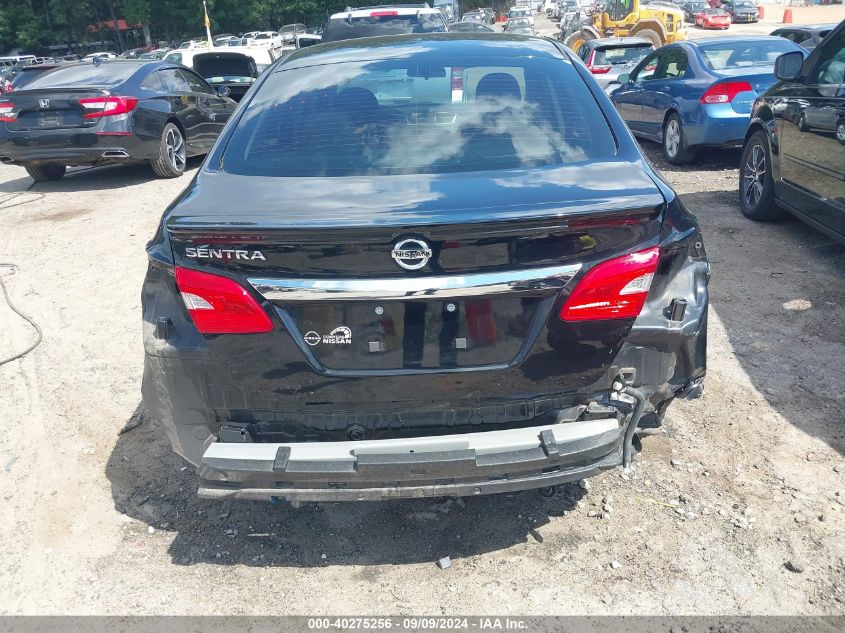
[
  {"x1": 166, "y1": 127, "x2": 186, "y2": 171},
  {"x1": 665, "y1": 119, "x2": 680, "y2": 158},
  {"x1": 742, "y1": 143, "x2": 766, "y2": 207}
]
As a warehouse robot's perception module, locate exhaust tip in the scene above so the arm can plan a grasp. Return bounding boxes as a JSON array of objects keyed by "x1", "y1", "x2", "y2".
[{"x1": 101, "y1": 150, "x2": 129, "y2": 158}]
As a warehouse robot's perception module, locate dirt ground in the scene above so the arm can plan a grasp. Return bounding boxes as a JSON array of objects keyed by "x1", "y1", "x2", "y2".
[{"x1": 1, "y1": 38, "x2": 844, "y2": 617}]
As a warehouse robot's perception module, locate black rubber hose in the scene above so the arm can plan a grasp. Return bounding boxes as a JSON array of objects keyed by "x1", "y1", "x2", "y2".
[
  {"x1": 0, "y1": 264, "x2": 43, "y2": 366},
  {"x1": 622, "y1": 384, "x2": 646, "y2": 468}
]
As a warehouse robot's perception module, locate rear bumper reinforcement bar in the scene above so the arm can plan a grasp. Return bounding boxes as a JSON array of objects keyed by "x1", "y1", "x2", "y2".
[
  {"x1": 197, "y1": 419, "x2": 622, "y2": 501},
  {"x1": 248, "y1": 263, "x2": 582, "y2": 302}
]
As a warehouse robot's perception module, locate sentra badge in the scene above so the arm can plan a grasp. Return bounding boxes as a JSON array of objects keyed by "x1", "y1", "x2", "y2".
[{"x1": 185, "y1": 247, "x2": 266, "y2": 261}]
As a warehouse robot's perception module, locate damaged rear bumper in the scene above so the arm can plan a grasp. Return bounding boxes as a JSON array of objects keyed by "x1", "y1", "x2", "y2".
[{"x1": 197, "y1": 419, "x2": 622, "y2": 502}]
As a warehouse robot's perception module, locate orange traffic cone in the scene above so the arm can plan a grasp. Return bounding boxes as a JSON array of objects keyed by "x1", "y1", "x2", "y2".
[{"x1": 783, "y1": 8, "x2": 793, "y2": 23}]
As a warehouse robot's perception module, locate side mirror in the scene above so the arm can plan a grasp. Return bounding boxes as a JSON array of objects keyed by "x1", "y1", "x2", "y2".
[
  {"x1": 216, "y1": 84, "x2": 231, "y2": 97},
  {"x1": 616, "y1": 72, "x2": 630, "y2": 84},
  {"x1": 775, "y1": 50, "x2": 803, "y2": 81}
]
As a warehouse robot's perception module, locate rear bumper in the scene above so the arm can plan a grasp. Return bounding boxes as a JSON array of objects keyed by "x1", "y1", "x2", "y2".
[
  {"x1": 685, "y1": 106, "x2": 751, "y2": 148},
  {"x1": 0, "y1": 130, "x2": 153, "y2": 165},
  {"x1": 196, "y1": 419, "x2": 623, "y2": 501}
]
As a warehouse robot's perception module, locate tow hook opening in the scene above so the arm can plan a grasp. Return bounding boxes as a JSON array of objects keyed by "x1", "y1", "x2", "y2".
[{"x1": 610, "y1": 373, "x2": 646, "y2": 469}]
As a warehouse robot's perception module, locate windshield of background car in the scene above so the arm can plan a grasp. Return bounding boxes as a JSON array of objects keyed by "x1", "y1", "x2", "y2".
[
  {"x1": 736, "y1": 2, "x2": 756, "y2": 8},
  {"x1": 698, "y1": 39, "x2": 800, "y2": 69},
  {"x1": 21, "y1": 63, "x2": 138, "y2": 89},
  {"x1": 221, "y1": 54, "x2": 616, "y2": 177},
  {"x1": 510, "y1": 9, "x2": 530, "y2": 17},
  {"x1": 594, "y1": 44, "x2": 653, "y2": 65},
  {"x1": 323, "y1": 14, "x2": 447, "y2": 41},
  {"x1": 704, "y1": 8, "x2": 727, "y2": 16}
]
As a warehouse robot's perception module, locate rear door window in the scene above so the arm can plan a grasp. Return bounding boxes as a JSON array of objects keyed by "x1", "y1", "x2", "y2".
[
  {"x1": 159, "y1": 68, "x2": 192, "y2": 92},
  {"x1": 179, "y1": 68, "x2": 216, "y2": 94},
  {"x1": 141, "y1": 71, "x2": 163, "y2": 90},
  {"x1": 222, "y1": 55, "x2": 616, "y2": 177}
]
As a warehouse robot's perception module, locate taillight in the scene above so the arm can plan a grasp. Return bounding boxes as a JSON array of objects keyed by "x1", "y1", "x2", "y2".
[
  {"x1": 79, "y1": 96, "x2": 138, "y2": 119},
  {"x1": 586, "y1": 51, "x2": 611, "y2": 74},
  {"x1": 0, "y1": 101, "x2": 16, "y2": 122},
  {"x1": 700, "y1": 81, "x2": 752, "y2": 104},
  {"x1": 560, "y1": 247, "x2": 660, "y2": 321},
  {"x1": 174, "y1": 267, "x2": 273, "y2": 335}
]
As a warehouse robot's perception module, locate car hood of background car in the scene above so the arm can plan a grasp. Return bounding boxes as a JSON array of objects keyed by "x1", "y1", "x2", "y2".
[{"x1": 165, "y1": 162, "x2": 666, "y2": 229}]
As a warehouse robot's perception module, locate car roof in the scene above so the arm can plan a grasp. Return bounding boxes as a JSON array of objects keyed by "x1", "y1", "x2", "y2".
[
  {"x1": 684, "y1": 35, "x2": 792, "y2": 47},
  {"x1": 278, "y1": 33, "x2": 563, "y2": 69},
  {"x1": 330, "y1": 6, "x2": 442, "y2": 18},
  {"x1": 775, "y1": 23, "x2": 838, "y2": 31},
  {"x1": 75, "y1": 58, "x2": 152, "y2": 65}
]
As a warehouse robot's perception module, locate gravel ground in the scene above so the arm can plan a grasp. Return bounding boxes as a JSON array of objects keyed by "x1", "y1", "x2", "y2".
[{"x1": 0, "y1": 38, "x2": 844, "y2": 615}]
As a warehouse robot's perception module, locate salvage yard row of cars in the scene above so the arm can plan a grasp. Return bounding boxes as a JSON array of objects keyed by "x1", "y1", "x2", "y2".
[{"x1": 0, "y1": 7, "x2": 843, "y2": 503}]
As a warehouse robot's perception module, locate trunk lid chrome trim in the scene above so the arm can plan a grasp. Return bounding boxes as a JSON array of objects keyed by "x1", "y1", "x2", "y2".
[{"x1": 248, "y1": 263, "x2": 582, "y2": 301}]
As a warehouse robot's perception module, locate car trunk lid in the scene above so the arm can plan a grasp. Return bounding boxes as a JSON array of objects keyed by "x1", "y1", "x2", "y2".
[
  {"x1": 2, "y1": 87, "x2": 109, "y2": 131},
  {"x1": 166, "y1": 162, "x2": 666, "y2": 373}
]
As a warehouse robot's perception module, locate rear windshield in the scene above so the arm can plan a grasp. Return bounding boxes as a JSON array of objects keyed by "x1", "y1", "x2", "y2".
[
  {"x1": 221, "y1": 54, "x2": 616, "y2": 177},
  {"x1": 21, "y1": 62, "x2": 138, "y2": 89},
  {"x1": 698, "y1": 39, "x2": 799, "y2": 69},
  {"x1": 11, "y1": 68, "x2": 54, "y2": 88},
  {"x1": 594, "y1": 44, "x2": 652, "y2": 66},
  {"x1": 323, "y1": 14, "x2": 446, "y2": 42}
]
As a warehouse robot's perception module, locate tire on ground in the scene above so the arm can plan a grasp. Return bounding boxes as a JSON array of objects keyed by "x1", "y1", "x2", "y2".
[
  {"x1": 24, "y1": 164, "x2": 66, "y2": 182},
  {"x1": 662, "y1": 112, "x2": 695, "y2": 165},
  {"x1": 738, "y1": 129, "x2": 784, "y2": 221},
  {"x1": 150, "y1": 122, "x2": 186, "y2": 179}
]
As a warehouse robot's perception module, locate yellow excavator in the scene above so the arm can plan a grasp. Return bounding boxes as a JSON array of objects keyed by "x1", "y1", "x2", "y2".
[{"x1": 563, "y1": 0, "x2": 686, "y2": 51}]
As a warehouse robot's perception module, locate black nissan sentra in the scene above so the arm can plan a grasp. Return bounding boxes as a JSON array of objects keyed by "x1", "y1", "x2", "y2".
[
  {"x1": 0, "y1": 59, "x2": 237, "y2": 181},
  {"x1": 142, "y1": 34, "x2": 709, "y2": 503}
]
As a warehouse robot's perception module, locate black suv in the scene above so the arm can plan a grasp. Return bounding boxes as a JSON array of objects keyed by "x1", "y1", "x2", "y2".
[
  {"x1": 771, "y1": 23, "x2": 838, "y2": 53},
  {"x1": 142, "y1": 34, "x2": 708, "y2": 503},
  {"x1": 740, "y1": 21, "x2": 845, "y2": 243}
]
